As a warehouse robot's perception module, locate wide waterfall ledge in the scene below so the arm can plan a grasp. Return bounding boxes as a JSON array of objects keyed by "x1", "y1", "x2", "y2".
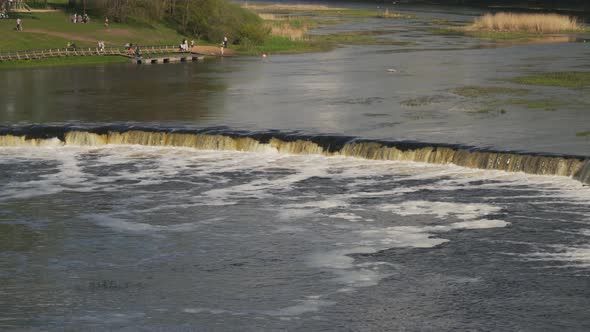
[{"x1": 0, "y1": 126, "x2": 588, "y2": 185}]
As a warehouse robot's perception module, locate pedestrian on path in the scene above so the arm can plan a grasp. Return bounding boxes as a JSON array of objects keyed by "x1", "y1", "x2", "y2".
[{"x1": 16, "y1": 17, "x2": 22, "y2": 31}]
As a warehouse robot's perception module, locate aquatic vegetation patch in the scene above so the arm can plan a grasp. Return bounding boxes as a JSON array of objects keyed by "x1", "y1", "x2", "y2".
[
  {"x1": 451, "y1": 86, "x2": 529, "y2": 98},
  {"x1": 507, "y1": 99, "x2": 563, "y2": 111},
  {"x1": 312, "y1": 31, "x2": 408, "y2": 46},
  {"x1": 236, "y1": 31, "x2": 409, "y2": 55},
  {"x1": 400, "y1": 95, "x2": 452, "y2": 107},
  {"x1": 432, "y1": 27, "x2": 551, "y2": 40},
  {"x1": 236, "y1": 36, "x2": 326, "y2": 54},
  {"x1": 575, "y1": 131, "x2": 590, "y2": 138},
  {"x1": 433, "y1": 11, "x2": 585, "y2": 42},
  {"x1": 512, "y1": 72, "x2": 590, "y2": 88},
  {"x1": 331, "y1": 97, "x2": 384, "y2": 105},
  {"x1": 466, "y1": 12, "x2": 582, "y2": 33},
  {"x1": 468, "y1": 108, "x2": 507, "y2": 115}
]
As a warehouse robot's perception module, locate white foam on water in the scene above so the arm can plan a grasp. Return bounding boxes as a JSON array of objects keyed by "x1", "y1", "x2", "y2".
[
  {"x1": 265, "y1": 297, "x2": 336, "y2": 317},
  {"x1": 305, "y1": 198, "x2": 509, "y2": 292},
  {"x1": 202, "y1": 154, "x2": 331, "y2": 204},
  {"x1": 450, "y1": 219, "x2": 509, "y2": 229},
  {"x1": 277, "y1": 208, "x2": 316, "y2": 221},
  {"x1": 521, "y1": 245, "x2": 590, "y2": 268},
  {"x1": 271, "y1": 225, "x2": 307, "y2": 233},
  {"x1": 2, "y1": 144, "x2": 590, "y2": 319},
  {"x1": 285, "y1": 199, "x2": 350, "y2": 210},
  {"x1": 379, "y1": 200, "x2": 502, "y2": 221},
  {"x1": 87, "y1": 214, "x2": 207, "y2": 233},
  {"x1": 75, "y1": 312, "x2": 146, "y2": 323},
  {"x1": 328, "y1": 212, "x2": 362, "y2": 221},
  {"x1": 182, "y1": 296, "x2": 336, "y2": 318},
  {"x1": 182, "y1": 308, "x2": 237, "y2": 315}
]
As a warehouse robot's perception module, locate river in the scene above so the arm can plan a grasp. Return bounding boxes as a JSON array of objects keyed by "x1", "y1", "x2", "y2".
[{"x1": 1, "y1": 2, "x2": 589, "y2": 331}]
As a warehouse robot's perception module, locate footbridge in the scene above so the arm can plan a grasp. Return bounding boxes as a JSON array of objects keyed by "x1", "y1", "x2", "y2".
[{"x1": 0, "y1": 45, "x2": 227, "y2": 62}]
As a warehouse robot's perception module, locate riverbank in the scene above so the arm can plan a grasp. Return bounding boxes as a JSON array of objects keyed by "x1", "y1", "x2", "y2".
[
  {"x1": 0, "y1": 3, "x2": 412, "y2": 68},
  {"x1": 0, "y1": 56, "x2": 129, "y2": 69}
]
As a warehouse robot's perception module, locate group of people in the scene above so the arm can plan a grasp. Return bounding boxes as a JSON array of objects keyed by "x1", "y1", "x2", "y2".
[
  {"x1": 179, "y1": 39, "x2": 194, "y2": 52},
  {"x1": 66, "y1": 41, "x2": 77, "y2": 50},
  {"x1": 71, "y1": 13, "x2": 90, "y2": 24},
  {"x1": 124, "y1": 43, "x2": 141, "y2": 57}
]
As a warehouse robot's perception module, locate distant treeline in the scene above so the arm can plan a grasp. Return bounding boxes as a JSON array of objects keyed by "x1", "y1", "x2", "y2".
[
  {"x1": 55, "y1": 0, "x2": 269, "y2": 43},
  {"x1": 395, "y1": 0, "x2": 590, "y2": 13}
]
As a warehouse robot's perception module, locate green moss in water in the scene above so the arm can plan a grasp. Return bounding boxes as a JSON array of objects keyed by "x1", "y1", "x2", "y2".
[
  {"x1": 451, "y1": 86, "x2": 529, "y2": 97},
  {"x1": 512, "y1": 72, "x2": 590, "y2": 88},
  {"x1": 469, "y1": 108, "x2": 507, "y2": 114},
  {"x1": 507, "y1": 99, "x2": 563, "y2": 111}
]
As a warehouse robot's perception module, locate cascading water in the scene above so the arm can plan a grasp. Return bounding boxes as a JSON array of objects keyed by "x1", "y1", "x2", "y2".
[{"x1": 1, "y1": 125, "x2": 588, "y2": 184}]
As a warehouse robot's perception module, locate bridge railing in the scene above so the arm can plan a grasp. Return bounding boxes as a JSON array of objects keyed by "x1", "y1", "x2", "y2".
[{"x1": 0, "y1": 45, "x2": 191, "y2": 61}]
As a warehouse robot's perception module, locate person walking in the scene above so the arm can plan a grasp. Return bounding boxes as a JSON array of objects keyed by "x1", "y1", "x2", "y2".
[
  {"x1": 134, "y1": 46, "x2": 142, "y2": 58},
  {"x1": 15, "y1": 17, "x2": 22, "y2": 31},
  {"x1": 104, "y1": 17, "x2": 109, "y2": 28},
  {"x1": 223, "y1": 35, "x2": 228, "y2": 48}
]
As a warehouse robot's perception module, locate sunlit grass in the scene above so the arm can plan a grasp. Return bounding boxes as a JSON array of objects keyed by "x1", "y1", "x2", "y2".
[
  {"x1": 0, "y1": 11, "x2": 186, "y2": 51},
  {"x1": 0, "y1": 56, "x2": 128, "y2": 69}
]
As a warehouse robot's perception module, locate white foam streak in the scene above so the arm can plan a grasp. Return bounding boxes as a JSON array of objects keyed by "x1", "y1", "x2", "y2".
[{"x1": 88, "y1": 214, "x2": 207, "y2": 233}]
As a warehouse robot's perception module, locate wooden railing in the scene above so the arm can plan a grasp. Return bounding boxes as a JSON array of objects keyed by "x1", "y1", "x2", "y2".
[{"x1": 0, "y1": 45, "x2": 190, "y2": 62}]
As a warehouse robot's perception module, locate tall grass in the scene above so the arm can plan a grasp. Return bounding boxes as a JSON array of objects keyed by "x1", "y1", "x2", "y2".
[
  {"x1": 268, "y1": 23, "x2": 307, "y2": 40},
  {"x1": 259, "y1": 14, "x2": 309, "y2": 40},
  {"x1": 467, "y1": 12, "x2": 581, "y2": 33}
]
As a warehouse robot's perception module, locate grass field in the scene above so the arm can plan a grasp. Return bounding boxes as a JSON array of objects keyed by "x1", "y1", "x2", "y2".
[
  {"x1": 0, "y1": 11, "x2": 187, "y2": 52},
  {"x1": 1, "y1": 2, "x2": 412, "y2": 67},
  {"x1": 0, "y1": 55, "x2": 129, "y2": 69}
]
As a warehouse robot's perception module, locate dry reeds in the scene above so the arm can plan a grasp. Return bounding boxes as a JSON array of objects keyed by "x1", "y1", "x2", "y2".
[
  {"x1": 258, "y1": 13, "x2": 309, "y2": 40},
  {"x1": 466, "y1": 12, "x2": 581, "y2": 33},
  {"x1": 380, "y1": 8, "x2": 404, "y2": 19},
  {"x1": 268, "y1": 23, "x2": 308, "y2": 40}
]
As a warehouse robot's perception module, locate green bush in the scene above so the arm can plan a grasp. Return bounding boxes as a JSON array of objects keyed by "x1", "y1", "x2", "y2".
[
  {"x1": 58, "y1": 0, "x2": 269, "y2": 44},
  {"x1": 171, "y1": 0, "x2": 269, "y2": 44}
]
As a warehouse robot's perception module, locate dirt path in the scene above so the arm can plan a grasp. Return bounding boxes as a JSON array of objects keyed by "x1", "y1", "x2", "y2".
[
  {"x1": 25, "y1": 28, "x2": 134, "y2": 46},
  {"x1": 13, "y1": 9, "x2": 59, "y2": 13},
  {"x1": 191, "y1": 45, "x2": 235, "y2": 56},
  {"x1": 25, "y1": 29, "x2": 100, "y2": 44}
]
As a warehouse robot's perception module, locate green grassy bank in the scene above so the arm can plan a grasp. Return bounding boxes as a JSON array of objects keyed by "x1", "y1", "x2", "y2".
[{"x1": 0, "y1": 2, "x2": 411, "y2": 68}]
